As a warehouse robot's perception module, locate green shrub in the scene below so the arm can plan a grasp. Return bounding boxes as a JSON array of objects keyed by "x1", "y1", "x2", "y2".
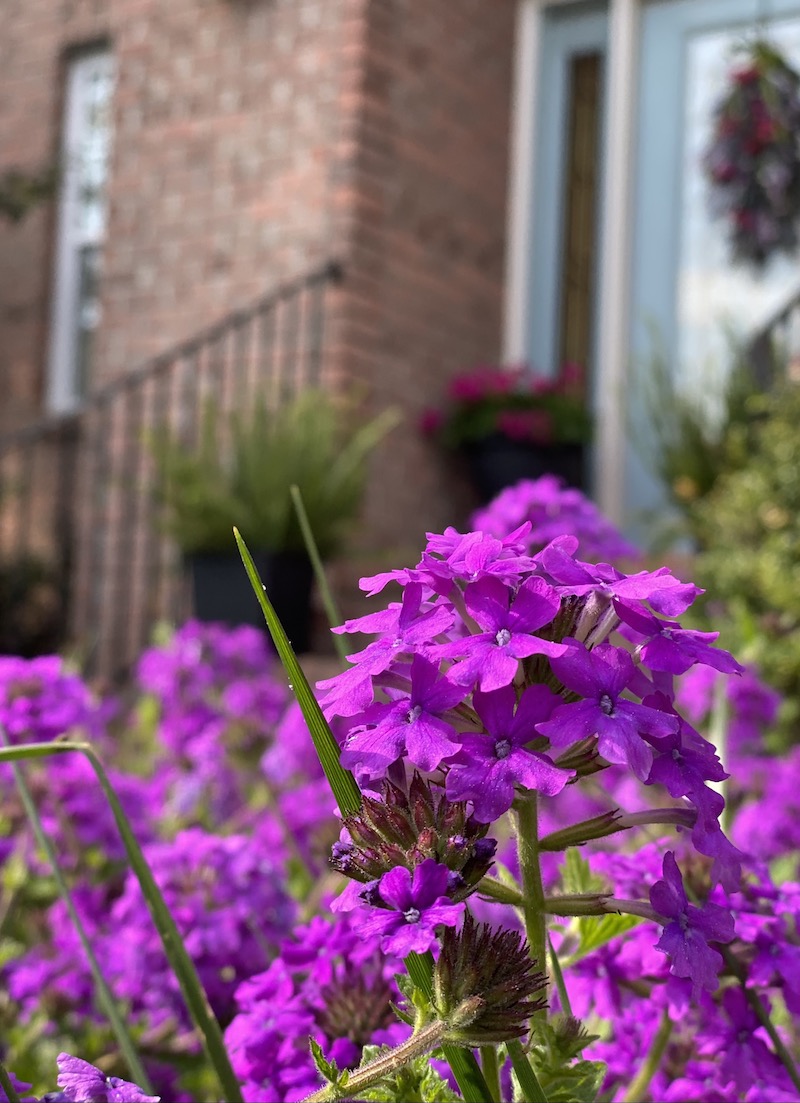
[
  {"x1": 694, "y1": 381, "x2": 800, "y2": 704},
  {"x1": 154, "y1": 389, "x2": 399, "y2": 557}
]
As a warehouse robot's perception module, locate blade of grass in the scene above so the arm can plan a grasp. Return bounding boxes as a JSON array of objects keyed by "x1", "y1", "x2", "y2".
[
  {"x1": 234, "y1": 526, "x2": 361, "y2": 815},
  {"x1": 622, "y1": 1010, "x2": 673, "y2": 1103},
  {"x1": 235, "y1": 529, "x2": 492, "y2": 1098},
  {"x1": 405, "y1": 951, "x2": 492, "y2": 1103},
  {"x1": 547, "y1": 934, "x2": 573, "y2": 1019},
  {"x1": 290, "y1": 484, "x2": 347, "y2": 664},
  {"x1": 0, "y1": 1061, "x2": 22, "y2": 1103},
  {"x1": 0, "y1": 728, "x2": 153, "y2": 1093},
  {"x1": 507, "y1": 1039, "x2": 548, "y2": 1103},
  {"x1": 720, "y1": 944, "x2": 800, "y2": 1094},
  {"x1": 0, "y1": 740, "x2": 243, "y2": 1103}
]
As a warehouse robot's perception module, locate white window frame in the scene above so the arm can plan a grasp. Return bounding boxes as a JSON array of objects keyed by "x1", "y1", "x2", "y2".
[
  {"x1": 46, "y1": 47, "x2": 115, "y2": 414},
  {"x1": 502, "y1": 0, "x2": 640, "y2": 525}
]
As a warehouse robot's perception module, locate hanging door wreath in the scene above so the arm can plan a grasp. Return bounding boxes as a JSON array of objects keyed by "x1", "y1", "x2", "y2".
[{"x1": 705, "y1": 38, "x2": 800, "y2": 268}]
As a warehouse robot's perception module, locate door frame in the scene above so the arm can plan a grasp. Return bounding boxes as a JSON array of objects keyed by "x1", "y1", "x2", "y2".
[{"x1": 503, "y1": 0, "x2": 639, "y2": 526}]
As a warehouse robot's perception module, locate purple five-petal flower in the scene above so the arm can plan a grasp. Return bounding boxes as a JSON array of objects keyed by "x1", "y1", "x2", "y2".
[
  {"x1": 433, "y1": 575, "x2": 567, "y2": 692},
  {"x1": 536, "y1": 641, "x2": 678, "y2": 780},
  {"x1": 355, "y1": 859, "x2": 464, "y2": 956},
  {"x1": 56, "y1": 1054, "x2": 160, "y2": 1103},
  {"x1": 340, "y1": 655, "x2": 467, "y2": 774},
  {"x1": 650, "y1": 852, "x2": 735, "y2": 996},
  {"x1": 445, "y1": 684, "x2": 574, "y2": 821}
]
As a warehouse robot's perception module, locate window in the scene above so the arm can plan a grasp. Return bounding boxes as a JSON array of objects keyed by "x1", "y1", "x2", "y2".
[{"x1": 47, "y1": 48, "x2": 115, "y2": 413}]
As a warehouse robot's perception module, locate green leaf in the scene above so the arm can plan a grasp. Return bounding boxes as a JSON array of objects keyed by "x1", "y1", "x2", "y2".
[
  {"x1": 0, "y1": 740, "x2": 243, "y2": 1103},
  {"x1": 310, "y1": 1038, "x2": 345, "y2": 1088},
  {"x1": 561, "y1": 850, "x2": 603, "y2": 896},
  {"x1": 529, "y1": 1017, "x2": 605, "y2": 1103},
  {"x1": 290, "y1": 484, "x2": 347, "y2": 662},
  {"x1": 507, "y1": 1039, "x2": 548, "y2": 1103},
  {"x1": 568, "y1": 913, "x2": 644, "y2": 965},
  {"x1": 538, "y1": 1059, "x2": 607, "y2": 1103},
  {"x1": 0, "y1": 1061, "x2": 22, "y2": 1103},
  {"x1": 234, "y1": 527, "x2": 362, "y2": 816}
]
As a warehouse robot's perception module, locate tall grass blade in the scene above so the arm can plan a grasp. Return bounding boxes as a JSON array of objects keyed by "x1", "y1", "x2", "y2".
[
  {"x1": 289, "y1": 484, "x2": 347, "y2": 663},
  {"x1": 0, "y1": 740, "x2": 243, "y2": 1103},
  {"x1": 405, "y1": 951, "x2": 492, "y2": 1103},
  {"x1": 234, "y1": 527, "x2": 361, "y2": 815},
  {"x1": 507, "y1": 1039, "x2": 548, "y2": 1103},
  {"x1": 0, "y1": 728, "x2": 153, "y2": 1092}
]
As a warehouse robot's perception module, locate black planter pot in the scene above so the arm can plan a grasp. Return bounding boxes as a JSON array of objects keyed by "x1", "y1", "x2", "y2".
[
  {"x1": 463, "y1": 434, "x2": 586, "y2": 503},
  {"x1": 188, "y1": 549, "x2": 314, "y2": 653}
]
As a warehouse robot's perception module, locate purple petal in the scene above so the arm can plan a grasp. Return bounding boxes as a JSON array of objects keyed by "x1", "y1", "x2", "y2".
[{"x1": 377, "y1": 865, "x2": 414, "y2": 911}]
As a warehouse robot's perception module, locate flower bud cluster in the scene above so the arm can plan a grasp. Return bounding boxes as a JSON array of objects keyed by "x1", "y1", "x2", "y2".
[
  {"x1": 319, "y1": 525, "x2": 743, "y2": 991},
  {"x1": 331, "y1": 773, "x2": 496, "y2": 899}
]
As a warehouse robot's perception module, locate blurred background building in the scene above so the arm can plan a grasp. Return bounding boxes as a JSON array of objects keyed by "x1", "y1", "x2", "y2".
[{"x1": 2, "y1": 0, "x2": 800, "y2": 673}]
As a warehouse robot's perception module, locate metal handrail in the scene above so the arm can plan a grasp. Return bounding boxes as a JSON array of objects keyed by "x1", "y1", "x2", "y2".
[{"x1": 0, "y1": 259, "x2": 344, "y2": 677}]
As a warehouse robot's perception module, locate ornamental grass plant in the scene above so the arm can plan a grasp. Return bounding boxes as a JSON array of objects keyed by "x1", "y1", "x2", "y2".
[{"x1": 153, "y1": 389, "x2": 398, "y2": 557}]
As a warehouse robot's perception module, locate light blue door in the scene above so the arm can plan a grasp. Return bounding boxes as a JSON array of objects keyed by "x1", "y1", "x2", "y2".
[
  {"x1": 627, "y1": 0, "x2": 800, "y2": 535},
  {"x1": 528, "y1": 1, "x2": 609, "y2": 399}
]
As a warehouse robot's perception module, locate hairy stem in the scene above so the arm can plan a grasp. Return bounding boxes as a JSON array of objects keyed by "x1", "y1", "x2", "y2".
[
  {"x1": 302, "y1": 1019, "x2": 448, "y2": 1102},
  {"x1": 477, "y1": 876, "x2": 525, "y2": 907},
  {"x1": 514, "y1": 791, "x2": 548, "y2": 1013},
  {"x1": 622, "y1": 1010, "x2": 673, "y2": 1103}
]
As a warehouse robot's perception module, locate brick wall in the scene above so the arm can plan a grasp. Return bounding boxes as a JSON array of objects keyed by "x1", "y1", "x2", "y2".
[
  {"x1": 334, "y1": 0, "x2": 516, "y2": 576},
  {"x1": 0, "y1": 0, "x2": 351, "y2": 422},
  {"x1": 0, "y1": 0, "x2": 516, "y2": 659}
]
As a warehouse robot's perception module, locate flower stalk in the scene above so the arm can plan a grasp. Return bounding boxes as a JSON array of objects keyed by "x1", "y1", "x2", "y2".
[
  {"x1": 514, "y1": 790, "x2": 548, "y2": 1014},
  {"x1": 621, "y1": 1010, "x2": 674, "y2": 1103},
  {"x1": 302, "y1": 1016, "x2": 456, "y2": 1102}
]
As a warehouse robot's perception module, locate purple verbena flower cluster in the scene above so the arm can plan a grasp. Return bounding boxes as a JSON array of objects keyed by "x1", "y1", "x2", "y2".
[
  {"x1": 470, "y1": 476, "x2": 639, "y2": 563},
  {"x1": 224, "y1": 910, "x2": 407, "y2": 1102},
  {"x1": 321, "y1": 528, "x2": 742, "y2": 908},
  {"x1": 3, "y1": 519, "x2": 800, "y2": 1102},
  {"x1": 1, "y1": 1054, "x2": 158, "y2": 1102}
]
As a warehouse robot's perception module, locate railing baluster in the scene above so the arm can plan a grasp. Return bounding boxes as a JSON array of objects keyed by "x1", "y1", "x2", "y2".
[
  {"x1": 0, "y1": 261, "x2": 342, "y2": 675},
  {"x1": 53, "y1": 419, "x2": 80, "y2": 638},
  {"x1": 81, "y1": 395, "x2": 113, "y2": 676}
]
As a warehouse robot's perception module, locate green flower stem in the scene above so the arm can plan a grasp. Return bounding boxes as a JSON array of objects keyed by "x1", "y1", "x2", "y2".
[
  {"x1": 720, "y1": 944, "x2": 800, "y2": 1094},
  {"x1": 477, "y1": 876, "x2": 525, "y2": 907},
  {"x1": 0, "y1": 1061, "x2": 21, "y2": 1103},
  {"x1": 547, "y1": 935, "x2": 573, "y2": 1018},
  {"x1": 621, "y1": 1010, "x2": 673, "y2": 1103},
  {"x1": 507, "y1": 1039, "x2": 548, "y2": 1103},
  {"x1": 480, "y1": 1045, "x2": 501, "y2": 1103},
  {"x1": 290, "y1": 484, "x2": 347, "y2": 664},
  {"x1": 538, "y1": 807, "x2": 696, "y2": 852},
  {"x1": 302, "y1": 1020, "x2": 449, "y2": 1102},
  {"x1": 0, "y1": 729, "x2": 154, "y2": 1094},
  {"x1": 0, "y1": 739, "x2": 243, "y2": 1103},
  {"x1": 606, "y1": 898, "x2": 660, "y2": 922},
  {"x1": 514, "y1": 791, "x2": 548, "y2": 1011},
  {"x1": 543, "y1": 893, "x2": 612, "y2": 917}
]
